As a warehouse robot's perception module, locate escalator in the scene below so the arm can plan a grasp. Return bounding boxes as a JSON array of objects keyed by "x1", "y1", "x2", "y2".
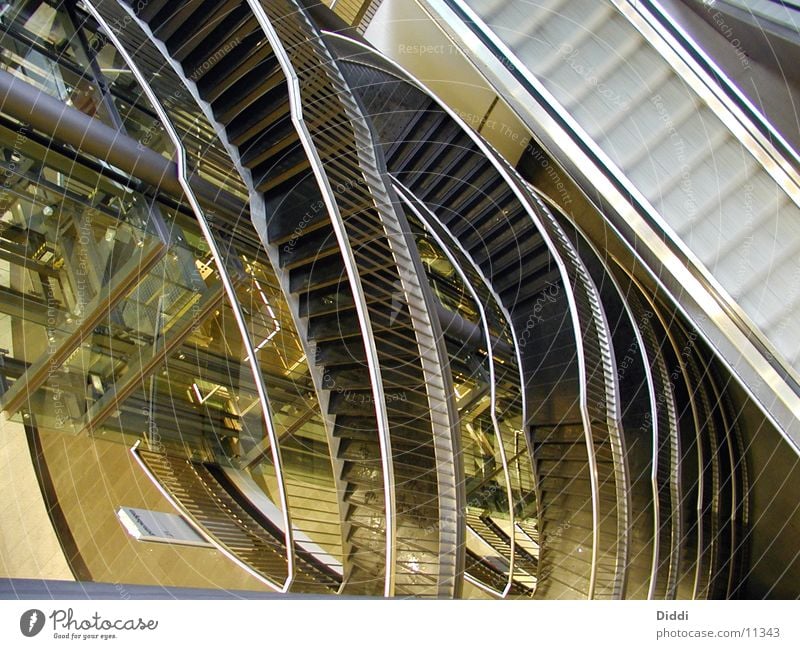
[{"x1": 420, "y1": 0, "x2": 800, "y2": 449}]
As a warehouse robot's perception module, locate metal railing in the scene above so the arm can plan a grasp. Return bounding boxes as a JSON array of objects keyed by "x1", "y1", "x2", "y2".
[
  {"x1": 113, "y1": 0, "x2": 355, "y2": 591},
  {"x1": 420, "y1": 0, "x2": 800, "y2": 455},
  {"x1": 326, "y1": 30, "x2": 635, "y2": 598},
  {"x1": 85, "y1": 0, "x2": 296, "y2": 591},
  {"x1": 626, "y1": 287, "x2": 682, "y2": 600},
  {"x1": 131, "y1": 443, "x2": 290, "y2": 590},
  {"x1": 627, "y1": 0, "x2": 800, "y2": 171},
  {"x1": 702, "y1": 347, "x2": 743, "y2": 599},
  {"x1": 535, "y1": 190, "x2": 673, "y2": 598},
  {"x1": 243, "y1": 0, "x2": 456, "y2": 596},
  {"x1": 527, "y1": 191, "x2": 629, "y2": 599},
  {"x1": 632, "y1": 277, "x2": 708, "y2": 599},
  {"x1": 539, "y1": 190, "x2": 682, "y2": 599},
  {"x1": 394, "y1": 180, "x2": 526, "y2": 597}
]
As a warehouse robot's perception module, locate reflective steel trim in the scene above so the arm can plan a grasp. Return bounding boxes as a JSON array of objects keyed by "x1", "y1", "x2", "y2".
[
  {"x1": 324, "y1": 31, "x2": 610, "y2": 598},
  {"x1": 244, "y1": 0, "x2": 397, "y2": 597},
  {"x1": 631, "y1": 275, "x2": 705, "y2": 599},
  {"x1": 414, "y1": 0, "x2": 800, "y2": 454},
  {"x1": 85, "y1": 1, "x2": 295, "y2": 592},
  {"x1": 129, "y1": 442, "x2": 284, "y2": 591},
  {"x1": 536, "y1": 192, "x2": 661, "y2": 599},
  {"x1": 617, "y1": 0, "x2": 800, "y2": 192},
  {"x1": 393, "y1": 180, "x2": 517, "y2": 597}
]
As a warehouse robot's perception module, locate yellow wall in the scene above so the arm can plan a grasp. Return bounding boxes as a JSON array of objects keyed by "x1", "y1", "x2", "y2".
[
  {"x1": 364, "y1": 0, "x2": 530, "y2": 164},
  {"x1": 0, "y1": 413, "x2": 73, "y2": 580}
]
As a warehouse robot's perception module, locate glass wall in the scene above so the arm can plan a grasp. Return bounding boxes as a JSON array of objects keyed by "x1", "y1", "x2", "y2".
[{"x1": 0, "y1": 0, "x2": 343, "y2": 587}]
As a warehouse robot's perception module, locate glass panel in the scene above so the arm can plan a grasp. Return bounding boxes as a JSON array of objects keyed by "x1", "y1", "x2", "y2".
[
  {"x1": 236, "y1": 257, "x2": 344, "y2": 575},
  {"x1": 0, "y1": 0, "x2": 344, "y2": 590},
  {"x1": 86, "y1": 5, "x2": 344, "y2": 580},
  {"x1": 22, "y1": 216, "x2": 218, "y2": 436},
  {"x1": 0, "y1": 1, "x2": 119, "y2": 127},
  {"x1": 0, "y1": 141, "x2": 164, "y2": 405}
]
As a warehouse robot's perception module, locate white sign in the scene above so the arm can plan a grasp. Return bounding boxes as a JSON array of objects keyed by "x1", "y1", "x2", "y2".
[{"x1": 116, "y1": 507, "x2": 212, "y2": 548}]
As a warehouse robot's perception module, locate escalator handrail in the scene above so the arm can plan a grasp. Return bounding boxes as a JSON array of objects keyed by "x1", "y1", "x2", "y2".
[
  {"x1": 416, "y1": 0, "x2": 800, "y2": 454},
  {"x1": 694, "y1": 0, "x2": 800, "y2": 38},
  {"x1": 438, "y1": 0, "x2": 800, "y2": 388},
  {"x1": 619, "y1": 0, "x2": 800, "y2": 183},
  {"x1": 766, "y1": 0, "x2": 800, "y2": 12}
]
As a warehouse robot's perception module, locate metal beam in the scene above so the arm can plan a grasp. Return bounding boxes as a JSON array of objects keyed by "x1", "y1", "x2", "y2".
[
  {"x1": 435, "y1": 300, "x2": 513, "y2": 358},
  {"x1": 79, "y1": 282, "x2": 226, "y2": 438},
  {"x1": 0, "y1": 239, "x2": 165, "y2": 415},
  {"x1": 0, "y1": 69, "x2": 245, "y2": 218}
]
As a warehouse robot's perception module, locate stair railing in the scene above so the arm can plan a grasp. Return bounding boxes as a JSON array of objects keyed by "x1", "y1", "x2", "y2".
[{"x1": 85, "y1": 0, "x2": 295, "y2": 591}]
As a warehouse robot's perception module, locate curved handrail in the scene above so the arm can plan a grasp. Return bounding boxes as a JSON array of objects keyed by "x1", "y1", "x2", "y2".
[
  {"x1": 700, "y1": 348, "x2": 742, "y2": 599},
  {"x1": 630, "y1": 273, "x2": 707, "y2": 600},
  {"x1": 682, "y1": 340, "x2": 722, "y2": 599},
  {"x1": 129, "y1": 442, "x2": 286, "y2": 590},
  {"x1": 114, "y1": 0, "x2": 353, "y2": 587},
  {"x1": 536, "y1": 191, "x2": 666, "y2": 599},
  {"x1": 244, "y1": 0, "x2": 397, "y2": 596},
  {"x1": 393, "y1": 179, "x2": 519, "y2": 597},
  {"x1": 85, "y1": 0, "x2": 296, "y2": 592},
  {"x1": 720, "y1": 381, "x2": 751, "y2": 597},
  {"x1": 625, "y1": 288, "x2": 683, "y2": 599},
  {"x1": 527, "y1": 192, "x2": 622, "y2": 599},
  {"x1": 324, "y1": 30, "x2": 626, "y2": 598}
]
